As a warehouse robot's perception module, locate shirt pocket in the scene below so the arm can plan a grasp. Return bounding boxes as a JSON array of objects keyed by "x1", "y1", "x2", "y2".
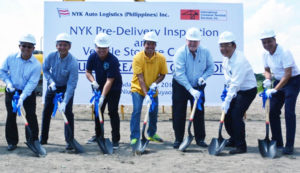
[{"x1": 61, "y1": 69, "x2": 69, "y2": 77}]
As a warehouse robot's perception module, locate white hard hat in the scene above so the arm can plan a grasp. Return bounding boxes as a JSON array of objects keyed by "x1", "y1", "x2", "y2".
[
  {"x1": 143, "y1": 31, "x2": 158, "y2": 42},
  {"x1": 19, "y1": 34, "x2": 36, "y2": 45},
  {"x1": 56, "y1": 33, "x2": 72, "y2": 43},
  {"x1": 218, "y1": 31, "x2": 235, "y2": 44},
  {"x1": 186, "y1": 27, "x2": 201, "y2": 41},
  {"x1": 94, "y1": 33, "x2": 110, "y2": 47},
  {"x1": 260, "y1": 29, "x2": 276, "y2": 39}
]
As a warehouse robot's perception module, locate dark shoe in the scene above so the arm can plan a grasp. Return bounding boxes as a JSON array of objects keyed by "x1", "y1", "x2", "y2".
[
  {"x1": 40, "y1": 140, "x2": 47, "y2": 145},
  {"x1": 113, "y1": 142, "x2": 119, "y2": 150},
  {"x1": 225, "y1": 140, "x2": 235, "y2": 148},
  {"x1": 196, "y1": 140, "x2": 208, "y2": 148},
  {"x1": 86, "y1": 136, "x2": 97, "y2": 144},
  {"x1": 173, "y1": 141, "x2": 181, "y2": 149},
  {"x1": 66, "y1": 143, "x2": 74, "y2": 150},
  {"x1": 7, "y1": 144, "x2": 17, "y2": 151},
  {"x1": 283, "y1": 146, "x2": 294, "y2": 155},
  {"x1": 229, "y1": 148, "x2": 247, "y2": 154}
]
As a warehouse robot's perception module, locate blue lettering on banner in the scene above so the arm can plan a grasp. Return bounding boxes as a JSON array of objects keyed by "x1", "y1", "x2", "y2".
[{"x1": 77, "y1": 60, "x2": 223, "y2": 75}]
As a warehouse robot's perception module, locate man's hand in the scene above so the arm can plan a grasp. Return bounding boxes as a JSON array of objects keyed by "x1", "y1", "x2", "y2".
[
  {"x1": 263, "y1": 79, "x2": 271, "y2": 88},
  {"x1": 189, "y1": 88, "x2": 200, "y2": 100},
  {"x1": 266, "y1": 88, "x2": 277, "y2": 98},
  {"x1": 49, "y1": 82, "x2": 56, "y2": 91},
  {"x1": 91, "y1": 81, "x2": 99, "y2": 90},
  {"x1": 6, "y1": 83, "x2": 15, "y2": 93},
  {"x1": 198, "y1": 77, "x2": 206, "y2": 86},
  {"x1": 99, "y1": 95, "x2": 105, "y2": 108},
  {"x1": 145, "y1": 95, "x2": 152, "y2": 105},
  {"x1": 149, "y1": 82, "x2": 157, "y2": 91},
  {"x1": 59, "y1": 102, "x2": 66, "y2": 113}
]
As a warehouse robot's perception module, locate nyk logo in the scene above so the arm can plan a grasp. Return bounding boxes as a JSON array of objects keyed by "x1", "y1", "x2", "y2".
[
  {"x1": 57, "y1": 8, "x2": 70, "y2": 18},
  {"x1": 180, "y1": 10, "x2": 200, "y2": 20}
]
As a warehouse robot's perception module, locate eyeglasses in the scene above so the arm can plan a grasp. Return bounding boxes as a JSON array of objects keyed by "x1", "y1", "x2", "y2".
[{"x1": 21, "y1": 45, "x2": 34, "y2": 49}]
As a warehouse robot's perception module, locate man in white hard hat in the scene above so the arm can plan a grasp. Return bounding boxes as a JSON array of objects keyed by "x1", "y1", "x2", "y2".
[
  {"x1": 130, "y1": 31, "x2": 168, "y2": 146},
  {"x1": 172, "y1": 27, "x2": 214, "y2": 149},
  {"x1": 86, "y1": 33, "x2": 122, "y2": 149},
  {"x1": 0, "y1": 34, "x2": 41, "y2": 151},
  {"x1": 218, "y1": 31, "x2": 257, "y2": 154},
  {"x1": 260, "y1": 29, "x2": 300, "y2": 155},
  {"x1": 40, "y1": 33, "x2": 79, "y2": 150}
]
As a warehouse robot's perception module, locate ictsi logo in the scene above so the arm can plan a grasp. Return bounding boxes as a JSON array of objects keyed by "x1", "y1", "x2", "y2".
[
  {"x1": 180, "y1": 9, "x2": 200, "y2": 20},
  {"x1": 57, "y1": 8, "x2": 70, "y2": 18}
]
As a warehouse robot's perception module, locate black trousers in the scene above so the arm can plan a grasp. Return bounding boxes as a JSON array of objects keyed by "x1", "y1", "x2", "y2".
[
  {"x1": 40, "y1": 86, "x2": 74, "y2": 143},
  {"x1": 224, "y1": 87, "x2": 257, "y2": 149},
  {"x1": 94, "y1": 90, "x2": 121, "y2": 143},
  {"x1": 269, "y1": 75, "x2": 300, "y2": 147},
  {"x1": 172, "y1": 79, "x2": 206, "y2": 143},
  {"x1": 5, "y1": 90, "x2": 39, "y2": 145}
]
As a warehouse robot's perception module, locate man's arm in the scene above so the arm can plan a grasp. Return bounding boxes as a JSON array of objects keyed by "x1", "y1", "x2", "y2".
[{"x1": 274, "y1": 67, "x2": 292, "y2": 90}]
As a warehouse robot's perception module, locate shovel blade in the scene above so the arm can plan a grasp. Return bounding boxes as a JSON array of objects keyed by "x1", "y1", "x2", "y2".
[
  {"x1": 178, "y1": 135, "x2": 193, "y2": 152},
  {"x1": 105, "y1": 138, "x2": 113, "y2": 154},
  {"x1": 137, "y1": 139, "x2": 150, "y2": 154},
  {"x1": 96, "y1": 137, "x2": 108, "y2": 154},
  {"x1": 208, "y1": 137, "x2": 228, "y2": 155},
  {"x1": 258, "y1": 139, "x2": 277, "y2": 158},
  {"x1": 33, "y1": 140, "x2": 47, "y2": 156},
  {"x1": 132, "y1": 140, "x2": 142, "y2": 154},
  {"x1": 69, "y1": 138, "x2": 85, "y2": 153}
]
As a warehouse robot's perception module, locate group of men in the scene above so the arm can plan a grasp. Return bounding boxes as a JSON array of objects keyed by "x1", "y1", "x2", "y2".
[{"x1": 0, "y1": 27, "x2": 299, "y2": 156}]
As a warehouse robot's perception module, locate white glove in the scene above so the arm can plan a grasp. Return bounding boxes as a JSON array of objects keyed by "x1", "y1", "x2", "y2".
[
  {"x1": 266, "y1": 89, "x2": 277, "y2": 98},
  {"x1": 91, "y1": 81, "x2": 99, "y2": 90},
  {"x1": 149, "y1": 82, "x2": 157, "y2": 91},
  {"x1": 59, "y1": 102, "x2": 66, "y2": 113},
  {"x1": 198, "y1": 77, "x2": 206, "y2": 86},
  {"x1": 6, "y1": 83, "x2": 15, "y2": 93},
  {"x1": 48, "y1": 82, "x2": 56, "y2": 91},
  {"x1": 145, "y1": 95, "x2": 152, "y2": 105},
  {"x1": 99, "y1": 95, "x2": 105, "y2": 108},
  {"x1": 189, "y1": 88, "x2": 200, "y2": 100},
  {"x1": 17, "y1": 98, "x2": 23, "y2": 108},
  {"x1": 263, "y1": 79, "x2": 271, "y2": 88}
]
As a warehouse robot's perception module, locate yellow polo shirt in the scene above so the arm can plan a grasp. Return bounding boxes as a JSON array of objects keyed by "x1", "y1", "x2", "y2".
[{"x1": 131, "y1": 51, "x2": 168, "y2": 97}]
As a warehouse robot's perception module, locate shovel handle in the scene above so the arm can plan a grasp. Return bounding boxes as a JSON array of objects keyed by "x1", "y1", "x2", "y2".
[
  {"x1": 188, "y1": 99, "x2": 198, "y2": 121},
  {"x1": 265, "y1": 99, "x2": 270, "y2": 124},
  {"x1": 57, "y1": 102, "x2": 69, "y2": 124},
  {"x1": 143, "y1": 103, "x2": 151, "y2": 124},
  {"x1": 20, "y1": 108, "x2": 29, "y2": 125},
  {"x1": 220, "y1": 111, "x2": 226, "y2": 123}
]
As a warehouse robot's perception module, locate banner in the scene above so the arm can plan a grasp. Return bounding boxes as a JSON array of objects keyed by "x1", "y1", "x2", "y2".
[{"x1": 44, "y1": 2, "x2": 243, "y2": 106}]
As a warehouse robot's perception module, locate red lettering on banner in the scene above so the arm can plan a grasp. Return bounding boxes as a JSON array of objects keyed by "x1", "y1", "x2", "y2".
[{"x1": 180, "y1": 9, "x2": 200, "y2": 20}]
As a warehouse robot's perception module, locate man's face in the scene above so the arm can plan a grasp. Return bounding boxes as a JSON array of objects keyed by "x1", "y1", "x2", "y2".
[
  {"x1": 187, "y1": 40, "x2": 200, "y2": 53},
  {"x1": 144, "y1": 41, "x2": 156, "y2": 55},
  {"x1": 95, "y1": 46, "x2": 109, "y2": 59},
  {"x1": 261, "y1": 37, "x2": 276, "y2": 53},
  {"x1": 19, "y1": 42, "x2": 35, "y2": 59},
  {"x1": 56, "y1": 41, "x2": 71, "y2": 57},
  {"x1": 219, "y1": 42, "x2": 236, "y2": 58}
]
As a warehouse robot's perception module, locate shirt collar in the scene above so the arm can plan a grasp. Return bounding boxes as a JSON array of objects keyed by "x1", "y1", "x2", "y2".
[
  {"x1": 272, "y1": 44, "x2": 281, "y2": 56},
  {"x1": 16, "y1": 52, "x2": 35, "y2": 62},
  {"x1": 142, "y1": 51, "x2": 156, "y2": 63},
  {"x1": 228, "y1": 50, "x2": 237, "y2": 63}
]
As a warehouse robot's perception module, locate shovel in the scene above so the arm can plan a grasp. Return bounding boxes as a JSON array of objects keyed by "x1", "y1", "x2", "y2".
[
  {"x1": 21, "y1": 109, "x2": 47, "y2": 157},
  {"x1": 57, "y1": 102, "x2": 84, "y2": 153},
  {"x1": 258, "y1": 98, "x2": 277, "y2": 158},
  {"x1": 12, "y1": 91, "x2": 46, "y2": 157},
  {"x1": 178, "y1": 99, "x2": 198, "y2": 152},
  {"x1": 95, "y1": 109, "x2": 113, "y2": 155},
  {"x1": 136, "y1": 103, "x2": 151, "y2": 154},
  {"x1": 208, "y1": 111, "x2": 228, "y2": 156}
]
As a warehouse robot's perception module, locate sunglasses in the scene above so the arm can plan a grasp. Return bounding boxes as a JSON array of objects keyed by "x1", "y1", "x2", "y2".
[{"x1": 21, "y1": 45, "x2": 34, "y2": 49}]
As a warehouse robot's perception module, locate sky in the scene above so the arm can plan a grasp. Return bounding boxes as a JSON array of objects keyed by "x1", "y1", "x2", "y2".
[{"x1": 0, "y1": 0, "x2": 299, "y2": 73}]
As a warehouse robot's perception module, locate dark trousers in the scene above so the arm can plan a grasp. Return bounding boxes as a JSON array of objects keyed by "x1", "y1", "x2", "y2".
[
  {"x1": 269, "y1": 75, "x2": 300, "y2": 147},
  {"x1": 94, "y1": 90, "x2": 121, "y2": 143},
  {"x1": 5, "y1": 90, "x2": 39, "y2": 145},
  {"x1": 172, "y1": 79, "x2": 206, "y2": 143},
  {"x1": 224, "y1": 87, "x2": 257, "y2": 149},
  {"x1": 40, "y1": 86, "x2": 74, "y2": 143}
]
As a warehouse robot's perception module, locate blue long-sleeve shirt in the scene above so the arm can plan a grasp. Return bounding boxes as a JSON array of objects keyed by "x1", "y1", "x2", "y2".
[
  {"x1": 173, "y1": 45, "x2": 214, "y2": 91},
  {"x1": 43, "y1": 51, "x2": 78, "y2": 104},
  {"x1": 0, "y1": 52, "x2": 41, "y2": 100}
]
